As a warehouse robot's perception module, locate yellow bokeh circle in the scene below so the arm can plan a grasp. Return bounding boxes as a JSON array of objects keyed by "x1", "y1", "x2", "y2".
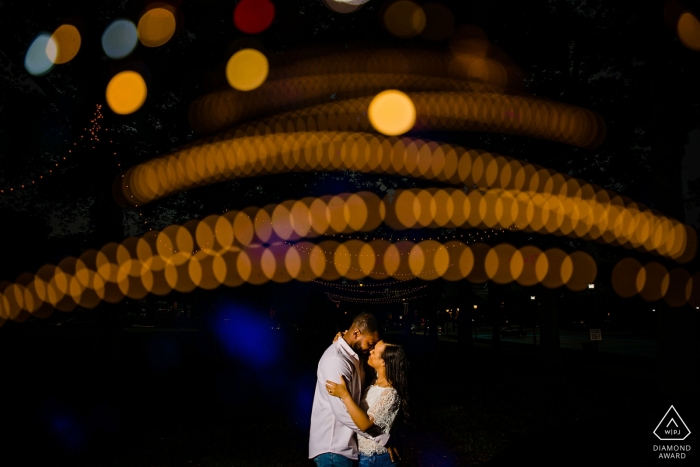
[
  {"x1": 226, "y1": 48, "x2": 269, "y2": 91},
  {"x1": 106, "y1": 71, "x2": 147, "y2": 115},
  {"x1": 51, "y1": 24, "x2": 81, "y2": 64},
  {"x1": 138, "y1": 7, "x2": 176, "y2": 48},
  {"x1": 368, "y1": 90, "x2": 416, "y2": 136},
  {"x1": 678, "y1": 12, "x2": 700, "y2": 51},
  {"x1": 384, "y1": 1, "x2": 427, "y2": 39}
]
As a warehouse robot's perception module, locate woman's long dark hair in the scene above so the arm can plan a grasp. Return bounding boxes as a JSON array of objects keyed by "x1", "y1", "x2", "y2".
[{"x1": 381, "y1": 342, "x2": 410, "y2": 424}]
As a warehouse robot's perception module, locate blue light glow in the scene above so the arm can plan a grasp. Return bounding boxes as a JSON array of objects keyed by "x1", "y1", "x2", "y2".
[
  {"x1": 102, "y1": 20, "x2": 138, "y2": 59},
  {"x1": 213, "y1": 304, "x2": 282, "y2": 366},
  {"x1": 40, "y1": 400, "x2": 86, "y2": 454},
  {"x1": 25, "y1": 33, "x2": 55, "y2": 76}
]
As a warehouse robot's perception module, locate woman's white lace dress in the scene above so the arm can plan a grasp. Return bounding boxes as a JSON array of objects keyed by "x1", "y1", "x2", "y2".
[{"x1": 358, "y1": 385, "x2": 400, "y2": 456}]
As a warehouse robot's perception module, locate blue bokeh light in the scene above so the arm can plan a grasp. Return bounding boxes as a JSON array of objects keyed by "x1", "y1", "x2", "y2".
[
  {"x1": 51, "y1": 415, "x2": 85, "y2": 453},
  {"x1": 102, "y1": 20, "x2": 138, "y2": 59},
  {"x1": 25, "y1": 33, "x2": 55, "y2": 76},
  {"x1": 40, "y1": 399, "x2": 86, "y2": 454},
  {"x1": 212, "y1": 304, "x2": 282, "y2": 366}
]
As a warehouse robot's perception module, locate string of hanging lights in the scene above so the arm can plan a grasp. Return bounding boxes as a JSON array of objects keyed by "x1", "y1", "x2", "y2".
[
  {"x1": 1, "y1": 104, "x2": 119, "y2": 195},
  {"x1": 325, "y1": 292, "x2": 426, "y2": 304},
  {"x1": 314, "y1": 281, "x2": 428, "y2": 295},
  {"x1": 325, "y1": 226, "x2": 517, "y2": 243},
  {"x1": 311, "y1": 277, "x2": 417, "y2": 288}
]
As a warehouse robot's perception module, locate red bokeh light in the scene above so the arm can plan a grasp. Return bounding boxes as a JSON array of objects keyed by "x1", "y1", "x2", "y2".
[{"x1": 234, "y1": 0, "x2": 275, "y2": 34}]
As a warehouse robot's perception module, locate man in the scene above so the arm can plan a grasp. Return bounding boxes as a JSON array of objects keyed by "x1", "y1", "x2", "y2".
[{"x1": 309, "y1": 312, "x2": 396, "y2": 466}]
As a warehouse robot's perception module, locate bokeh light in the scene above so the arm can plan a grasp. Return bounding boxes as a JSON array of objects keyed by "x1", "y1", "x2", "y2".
[
  {"x1": 120, "y1": 129, "x2": 694, "y2": 262},
  {"x1": 612, "y1": 257, "x2": 643, "y2": 299},
  {"x1": 16, "y1": 203, "x2": 700, "y2": 318},
  {"x1": 214, "y1": 305, "x2": 282, "y2": 365},
  {"x1": 188, "y1": 84, "x2": 605, "y2": 147},
  {"x1": 25, "y1": 33, "x2": 56, "y2": 76},
  {"x1": 485, "y1": 243, "x2": 517, "y2": 284},
  {"x1": 8, "y1": 30, "x2": 700, "y2": 322},
  {"x1": 384, "y1": 0, "x2": 427, "y2": 39},
  {"x1": 322, "y1": 0, "x2": 366, "y2": 14},
  {"x1": 226, "y1": 48, "x2": 269, "y2": 91},
  {"x1": 636, "y1": 262, "x2": 669, "y2": 302},
  {"x1": 0, "y1": 179, "x2": 606, "y2": 319},
  {"x1": 677, "y1": 11, "x2": 700, "y2": 51},
  {"x1": 51, "y1": 25, "x2": 81, "y2": 64},
  {"x1": 513, "y1": 246, "x2": 542, "y2": 286},
  {"x1": 539, "y1": 248, "x2": 566, "y2": 289},
  {"x1": 138, "y1": 7, "x2": 176, "y2": 47},
  {"x1": 233, "y1": 0, "x2": 275, "y2": 34},
  {"x1": 563, "y1": 251, "x2": 597, "y2": 291},
  {"x1": 368, "y1": 90, "x2": 416, "y2": 135},
  {"x1": 102, "y1": 19, "x2": 138, "y2": 59},
  {"x1": 664, "y1": 268, "x2": 692, "y2": 308},
  {"x1": 106, "y1": 71, "x2": 148, "y2": 115}
]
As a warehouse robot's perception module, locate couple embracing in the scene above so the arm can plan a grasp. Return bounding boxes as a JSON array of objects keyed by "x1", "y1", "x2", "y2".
[{"x1": 309, "y1": 312, "x2": 409, "y2": 467}]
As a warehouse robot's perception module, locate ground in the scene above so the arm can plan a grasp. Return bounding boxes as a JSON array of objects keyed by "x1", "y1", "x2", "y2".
[{"x1": 1, "y1": 324, "x2": 681, "y2": 466}]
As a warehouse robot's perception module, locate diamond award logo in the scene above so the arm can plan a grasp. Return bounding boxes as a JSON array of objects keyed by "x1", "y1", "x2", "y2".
[{"x1": 654, "y1": 405, "x2": 691, "y2": 441}]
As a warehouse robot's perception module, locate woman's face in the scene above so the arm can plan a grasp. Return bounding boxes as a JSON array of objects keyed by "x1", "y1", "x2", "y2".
[{"x1": 368, "y1": 340, "x2": 386, "y2": 369}]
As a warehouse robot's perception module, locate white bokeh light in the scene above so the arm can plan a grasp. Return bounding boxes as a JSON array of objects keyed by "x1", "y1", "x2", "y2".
[
  {"x1": 25, "y1": 33, "x2": 57, "y2": 76},
  {"x1": 102, "y1": 19, "x2": 138, "y2": 59}
]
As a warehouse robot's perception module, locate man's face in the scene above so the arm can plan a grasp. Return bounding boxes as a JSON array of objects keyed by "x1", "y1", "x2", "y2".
[{"x1": 351, "y1": 331, "x2": 379, "y2": 356}]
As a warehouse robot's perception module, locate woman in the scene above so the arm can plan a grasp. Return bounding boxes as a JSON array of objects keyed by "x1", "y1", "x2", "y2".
[{"x1": 325, "y1": 340, "x2": 409, "y2": 467}]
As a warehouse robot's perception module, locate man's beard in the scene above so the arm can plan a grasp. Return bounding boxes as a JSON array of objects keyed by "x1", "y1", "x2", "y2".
[{"x1": 351, "y1": 341, "x2": 369, "y2": 357}]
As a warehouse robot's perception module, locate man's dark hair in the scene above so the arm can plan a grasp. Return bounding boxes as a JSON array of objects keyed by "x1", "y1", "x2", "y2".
[{"x1": 351, "y1": 312, "x2": 380, "y2": 335}]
